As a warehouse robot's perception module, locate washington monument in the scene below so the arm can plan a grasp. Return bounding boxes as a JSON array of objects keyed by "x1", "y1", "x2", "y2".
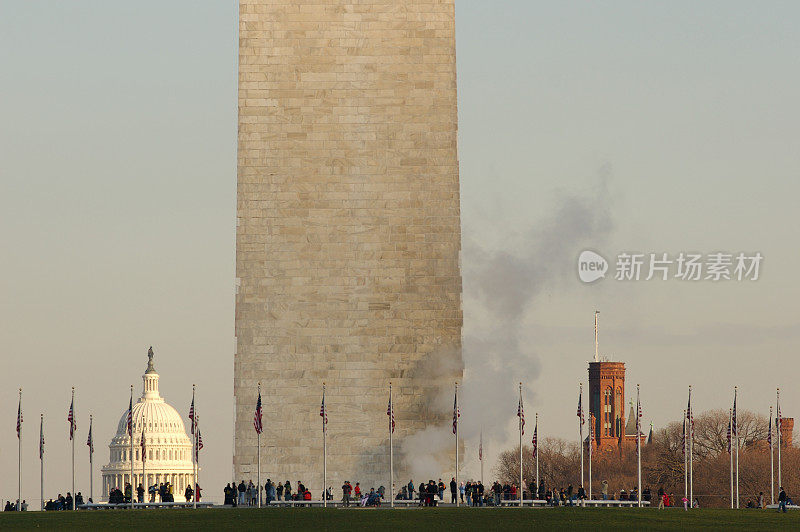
[{"x1": 234, "y1": 0, "x2": 463, "y2": 488}]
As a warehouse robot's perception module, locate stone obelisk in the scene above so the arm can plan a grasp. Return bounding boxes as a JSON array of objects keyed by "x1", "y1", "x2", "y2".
[{"x1": 235, "y1": 0, "x2": 463, "y2": 489}]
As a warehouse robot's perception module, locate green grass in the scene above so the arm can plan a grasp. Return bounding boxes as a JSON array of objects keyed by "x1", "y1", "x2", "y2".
[{"x1": 0, "y1": 507, "x2": 798, "y2": 531}]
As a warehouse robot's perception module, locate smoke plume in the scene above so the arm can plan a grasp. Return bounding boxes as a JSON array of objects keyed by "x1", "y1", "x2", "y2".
[{"x1": 459, "y1": 165, "x2": 615, "y2": 464}]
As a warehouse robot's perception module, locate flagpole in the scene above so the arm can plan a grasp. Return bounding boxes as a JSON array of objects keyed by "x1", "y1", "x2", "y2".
[
  {"x1": 196, "y1": 426, "x2": 201, "y2": 508},
  {"x1": 257, "y1": 382, "x2": 261, "y2": 509},
  {"x1": 480, "y1": 428, "x2": 485, "y2": 489},
  {"x1": 389, "y1": 382, "x2": 394, "y2": 508},
  {"x1": 579, "y1": 383, "x2": 584, "y2": 489},
  {"x1": 18, "y1": 388, "x2": 22, "y2": 511},
  {"x1": 89, "y1": 415, "x2": 93, "y2": 502},
  {"x1": 534, "y1": 415, "x2": 539, "y2": 500},
  {"x1": 770, "y1": 405, "x2": 774, "y2": 505},
  {"x1": 588, "y1": 409, "x2": 592, "y2": 501},
  {"x1": 455, "y1": 382, "x2": 459, "y2": 508},
  {"x1": 40, "y1": 414, "x2": 44, "y2": 511},
  {"x1": 141, "y1": 415, "x2": 146, "y2": 503},
  {"x1": 130, "y1": 384, "x2": 134, "y2": 510},
  {"x1": 729, "y1": 408, "x2": 733, "y2": 509},
  {"x1": 777, "y1": 388, "x2": 782, "y2": 492},
  {"x1": 688, "y1": 385, "x2": 693, "y2": 505},
  {"x1": 636, "y1": 384, "x2": 641, "y2": 508},
  {"x1": 734, "y1": 386, "x2": 739, "y2": 509},
  {"x1": 232, "y1": 398, "x2": 236, "y2": 489},
  {"x1": 322, "y1": 382, "x2": 327, "y2": 508},
  {"x1": 192, "y1": 384, "x2": 197, "y2": 510},
  {"x1": 71, "y1": 387, "x2": 76, "y2": 510},
  {"x1": 518, "y1": 383, "x2": 523, "y2": 508},
  {"x1": 683, "y1": 409, "x2": 687, "y2": 500}
]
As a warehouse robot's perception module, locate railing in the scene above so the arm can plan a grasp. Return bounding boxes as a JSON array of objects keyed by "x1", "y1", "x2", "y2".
[{"x1": 79, "y1": 502, "x2": 213, "y2": 510}]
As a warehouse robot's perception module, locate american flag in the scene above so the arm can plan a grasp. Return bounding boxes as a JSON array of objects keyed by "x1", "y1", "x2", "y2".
[
  {"x1": 387, "y1": 393, "x2": 395, "y2": 434},
  {"x1": 126, "y1": 395, "x2": 133, "y2": 437},
  {"x1": 140, "y1": 419, "x2": 146, "y2": 461},
  {"x1": 87, "y1": 419, "x2": 93, "y2": 454},
  {"x1": 195, "y1": 429, "x2": 204, "y2": 461},
  {"x1": 731, "y1": 392, "x2": 737, "y2": 436},
  {"x1": 767, "y1": 415, "x2": 773, "y2": 448},
  {"x1": 452, "y1": 388, "x2": 460, "y2": 435},
  {"x1": 254, "y1": 389, "x2": 263, "y2": 435},
  {"x1": 17, "y1": 398, "x2": 23, "y2": 439},
  {"x1": 39, "y1": 416, "x2": 44, "y2": 459},
  {"x1": 320, "y1": 389, "x2": 327, "y2": 432},
  {"x1": 637, "y1": 396, "x2": 642, "y2": 432},
  {"x1": 517, "y1": 396, "x2": 525, "y2": 435},
  {"x1": 686, "y1": 393, "x2": 694, "y2": 436},
  {"x1": 777, "y1": 398, "x2": 782, "y2": 431},
  {"x1": 577, "y1": 392, "x2": 584, "y2": 426},
  {"x1": 189, "y1": 392, "x2": 196, "y2": 435},
  {"x1": 531, "y1": 421, "x2": 538, "y2": 457},
  {"x1": 726, "y1": 417, "x2": 732, "y2": 453},
  {"x1": 68, "y1": 396, "x2": 76, "y2": 441},
  {"x1": 479, "y1": 432, "x2": 483, "y2": 461},
  {"x1": 681, "y1": 413, "x2": 686, "y2": 456}
]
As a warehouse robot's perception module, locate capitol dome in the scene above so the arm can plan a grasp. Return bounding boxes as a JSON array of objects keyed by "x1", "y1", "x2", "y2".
[{"x1": 101, "y1": 348, "x2": 195, "y2": 500}]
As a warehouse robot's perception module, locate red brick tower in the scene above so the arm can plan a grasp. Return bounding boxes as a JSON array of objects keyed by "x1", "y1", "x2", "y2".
[
  {"x1": 781, "y1": 418, "x2": 794, "y2": 447},
  {"x1": 588, "y1": 361, "x2": 626, "y2": 453}
]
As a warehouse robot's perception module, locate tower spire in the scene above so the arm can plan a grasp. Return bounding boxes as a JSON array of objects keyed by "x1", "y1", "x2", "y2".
[{"x1": 594, "y1": 311, "x2": 600, "y2": 362}]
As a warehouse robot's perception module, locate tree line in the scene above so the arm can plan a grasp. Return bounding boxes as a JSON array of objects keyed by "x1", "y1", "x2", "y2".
[{"x1": 494, "y1": 409, "x2": 797, "y2": 508}]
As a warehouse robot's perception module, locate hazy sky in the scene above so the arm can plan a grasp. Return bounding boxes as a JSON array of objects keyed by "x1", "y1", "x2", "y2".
[{"x1": 1, "y1": 1, "x2": 799, "y2": 504}]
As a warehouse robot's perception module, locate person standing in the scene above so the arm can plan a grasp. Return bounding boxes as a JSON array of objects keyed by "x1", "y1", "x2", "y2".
[
  {"x1": 407, "y1": 480, "x2": 415, "y2": 500},
  {"x1": 137, "y1": 484, "x2": 144, "y2": 503},
  {"x1": 247, "y1": 480, "x2": 255, "y2": 506},
  {"x1": 449, "y1": 477, "x2": 457, "y2": 504},
  {"x1": 779, "y1": 487, "x2": 787, "y2": 513},
  {"x1": 459, "y1": 481, "x2": 465, "y2": 503},
  {"x1": 342, "y1": 481, "x2": 352, "y2": 507},
  {"x1": 238, "y1": 480, "x2": 247, "y2": 505},
  {"x1": 493, "y1": 481, "x2": 502, "y2": 506},
  {"x1": 602, "y1": 480, "x2": 609, "y2": 501}
]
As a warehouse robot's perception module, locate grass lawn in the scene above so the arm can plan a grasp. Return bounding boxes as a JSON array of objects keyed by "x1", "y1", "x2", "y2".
[{"x1": 0, "y1": 507, "x2": 798, "y2": 530}]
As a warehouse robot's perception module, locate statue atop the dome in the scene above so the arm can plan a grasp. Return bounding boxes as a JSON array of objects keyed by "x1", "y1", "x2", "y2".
[{"x1": 146, "y1": 346, "x2": 156, "y2": 373}]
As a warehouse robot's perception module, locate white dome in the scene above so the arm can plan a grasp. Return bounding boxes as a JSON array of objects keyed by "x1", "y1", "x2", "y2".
[
  {"x1": 101, "y1": 348, "x2": 195, "y2": 500},
  {"x1": 112, "y1": 400, "x2": 190, "y2": 443}
]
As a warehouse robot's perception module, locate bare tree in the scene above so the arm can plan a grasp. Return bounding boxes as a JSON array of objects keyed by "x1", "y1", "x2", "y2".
[
  {"x1": 490, "y1": 409, "x2": 790, "y2": 508},
  {"x1": 693, "y1": 410, "x2": 769, "y2": 458}
]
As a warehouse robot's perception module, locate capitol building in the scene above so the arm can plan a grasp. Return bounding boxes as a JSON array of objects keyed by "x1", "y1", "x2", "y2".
[{"x1": 101, "y1": 349, "x2": 195, "y2": 499}]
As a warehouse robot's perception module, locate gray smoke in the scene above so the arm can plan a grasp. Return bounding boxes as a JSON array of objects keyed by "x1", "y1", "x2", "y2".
[{"x1": 460, "y1": 165, "x2": 615, "y2": 455}]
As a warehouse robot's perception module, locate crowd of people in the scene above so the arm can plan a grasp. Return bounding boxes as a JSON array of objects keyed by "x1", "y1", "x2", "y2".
[
  {"x1": 106, "y1": 481, "x2": 201, "y2": 504},
  {"x1": 3, "y1": 500, "x2": 27, "y2": 511},
  {"x1": 212, "y1": 477, "x2": 656, "y2": 508},
  {"x1": 223, "y1": 479, "x2": 319, "y2": 506},
  {"x1": 43, "y1": 492, "x2": 85, "y2": 511},
  {"x1": 212, "y1": 476, "x2": 797, "y2": 513},
  {"x1": 2, "y1": 492, "x2": 88, "y2": 511}
]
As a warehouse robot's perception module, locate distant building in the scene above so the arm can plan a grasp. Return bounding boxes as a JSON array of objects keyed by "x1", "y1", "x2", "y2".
[
  {"x1": 101, "y1": 349, "x2": 194, "y2": 499},
  {"x1": 588, "y1": 360, "x2": 645, "y2": 454},
  {"x1": 780, "y1": 418, "x2": 794, "y2": 446}
]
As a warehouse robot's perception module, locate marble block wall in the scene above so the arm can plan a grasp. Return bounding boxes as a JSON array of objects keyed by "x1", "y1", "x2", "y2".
[{"x1": 235, "y1": 0, "x2": 463, "y2": 493}]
